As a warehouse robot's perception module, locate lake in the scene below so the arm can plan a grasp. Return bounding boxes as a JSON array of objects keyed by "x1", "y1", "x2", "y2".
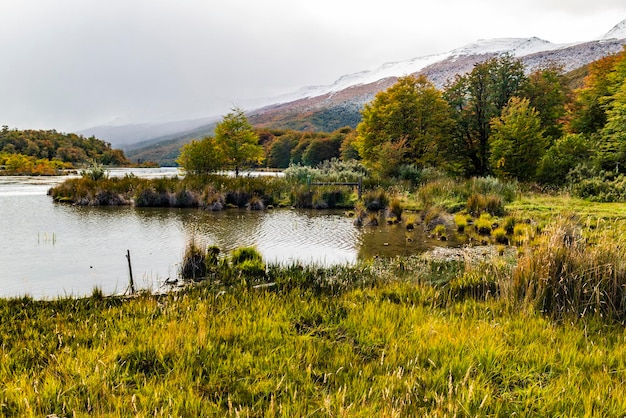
[{"x1": 0, "y1": 168, "x2": 460, "y2": 299}]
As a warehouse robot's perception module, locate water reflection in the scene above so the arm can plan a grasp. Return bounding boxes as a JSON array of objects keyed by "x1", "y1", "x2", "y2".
[{"x1": 0, "y1": 170, "x2": 461, "y2": 299}]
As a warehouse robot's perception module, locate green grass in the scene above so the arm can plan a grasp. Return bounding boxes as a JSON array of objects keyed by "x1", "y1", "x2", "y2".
[{"x1": 2, "y1": 274, "x2": 626, "y2": 416}]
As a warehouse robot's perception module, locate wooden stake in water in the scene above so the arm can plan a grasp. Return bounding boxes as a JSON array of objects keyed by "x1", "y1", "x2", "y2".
[{"x1": 126, "y1": 249, "x2": 135, "y2": 295}]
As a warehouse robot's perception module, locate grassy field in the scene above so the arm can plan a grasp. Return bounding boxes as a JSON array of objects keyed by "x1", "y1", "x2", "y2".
[
  {"x1": 5, "y1": 181, "x2": 626, "y2": 416},
  {"x1": 2, "y1": 251, "x2": 626, "y2": 416}
]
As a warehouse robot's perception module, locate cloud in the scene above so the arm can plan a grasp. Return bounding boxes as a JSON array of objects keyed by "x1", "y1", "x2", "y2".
[{"x1": 0, "y1": 0, "x2": 625, "y2": 131}]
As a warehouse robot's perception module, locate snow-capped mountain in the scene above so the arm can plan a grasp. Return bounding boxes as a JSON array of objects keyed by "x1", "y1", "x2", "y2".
[
  {"x1": 247, "y1": 18, "x2": 626, "y2": 129},
  {"x1": 123, "y1": 18, "x2": 626, "y2": 163},
  {"x1": 603, "y1": 18, "x2": 626, "y2": 40},
  {"x1": 273, "y1": 37, "x2": 563, "y2": 104},
  {"x1": 272, "y1": 22, "x2": 626, "y2": 106}
]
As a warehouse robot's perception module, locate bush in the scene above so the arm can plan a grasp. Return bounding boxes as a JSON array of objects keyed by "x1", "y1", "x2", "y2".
[{"x1": 80, "y1": 160, "x2": 107, "y2": 181}]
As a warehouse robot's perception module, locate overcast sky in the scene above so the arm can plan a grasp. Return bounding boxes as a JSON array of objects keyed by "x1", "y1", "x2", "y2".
[{"x1": 1, "y1": 0, "x2": 625, "y2": 132}]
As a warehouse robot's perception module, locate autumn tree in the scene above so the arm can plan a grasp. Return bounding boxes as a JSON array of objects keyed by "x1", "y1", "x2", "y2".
[
  {"x1": 523, "y1": 65, "x2": 570, "y2": 141},
  {"x1": 355, "y1": 75, "x2": 454, "y2": 175},
  {"x1": 176, "y1": 136, "x2": 225, "y2": 175},
  {"x1": 214, "y1": 107, "x2": 263, "y2": 176},
  {"x1": 444, "y1": 54, "x2": 527, "y2": 175},
  {"x1": 266, "y1": 135, "x2": 297, "y2": 168},
  {"x1": 567, "y1": 53, "x2": 622, "y2": 135},
  {"x1": 489, "y1": 97, "x2": 547, "y2": 181}
]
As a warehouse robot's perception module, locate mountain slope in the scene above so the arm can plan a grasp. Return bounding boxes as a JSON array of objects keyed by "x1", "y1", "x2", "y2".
[{"x1": 127, "y1": 19, "x2": 626, "y2": 164}]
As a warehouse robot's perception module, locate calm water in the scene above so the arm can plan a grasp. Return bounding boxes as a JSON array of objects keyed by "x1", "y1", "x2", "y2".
[{"x1": 0, "y1": 169, "x2": 459, "y2": 299}]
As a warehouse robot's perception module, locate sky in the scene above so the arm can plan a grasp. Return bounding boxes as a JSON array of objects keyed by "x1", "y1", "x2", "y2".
[{"x1": 1, "y1": 0, "x2": 626, "y2": 133}]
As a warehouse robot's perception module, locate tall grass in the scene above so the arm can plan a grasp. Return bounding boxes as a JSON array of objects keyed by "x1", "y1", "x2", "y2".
[
  {"x1": 509, "y1": 217, "x2": 626, "y2": 321},
  {"x1": 3, "y1": 257, "x2": 626, "y2": 416}
]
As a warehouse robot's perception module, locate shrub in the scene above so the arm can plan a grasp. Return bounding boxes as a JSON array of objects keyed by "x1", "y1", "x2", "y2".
[{"x1": 80, "y1": 160, "x2": 107, "y2": 181}]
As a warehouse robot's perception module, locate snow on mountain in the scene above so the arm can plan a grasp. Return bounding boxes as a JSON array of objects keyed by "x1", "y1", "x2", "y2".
[
  {"x1": 602, "y1": 18, "x2": 626, "y2": 40},
  {"x1": 274, "y1": 37, "x2": 565, "y2": 104}
]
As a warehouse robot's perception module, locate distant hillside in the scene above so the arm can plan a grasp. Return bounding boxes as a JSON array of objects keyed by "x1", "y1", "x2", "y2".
[
  {"x1": 122, "y1": 19, "x2": 626, "y2": 166},
  {"x1": 0, "y1": 127, "x2": 128, "y2": 166},
  {"x1": 125, "y1": 122, "x2": 218, "y2": 166},
  {"x1": 77, "y1": 116, "x2": 219, "y2": 149}
]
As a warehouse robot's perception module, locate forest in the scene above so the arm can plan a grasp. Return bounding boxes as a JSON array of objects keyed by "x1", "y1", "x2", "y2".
[{"x1": 0, "y1": 126, "x2": 128, "y2": 174}]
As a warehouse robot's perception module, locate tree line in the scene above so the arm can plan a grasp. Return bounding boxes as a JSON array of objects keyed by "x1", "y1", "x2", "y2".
[
  {"x1": 177, "y1": 45, "x2": 626, "y2": 200},
  {"x1": 0, "y1": 126, "x2": 129, "y2": 174}
]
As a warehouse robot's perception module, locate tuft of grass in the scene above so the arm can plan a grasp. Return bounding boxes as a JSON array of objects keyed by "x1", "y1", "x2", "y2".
[
  {"x1": 453, "y1": 213, "x2": 469, "y2": 232},
  {"x1": 363, "y1": 189, "x2": 389, "y2": 211},
  {"x1": 404, "y1": 214, "x2": 418, "y2": 230},
  {"x1": 180, "y1": 239, "x2": 207, "y2": 280},
  {"x1": 433, "y1": 224, "x2": 447, "y2": 240},
  {"x1": 492, "y1": 227, "x2": 509, "y2": 244},
  {"x1": 387, "y1": 197, "x2": 403, "y2": 221},
  {"x1": 474, "y1": 213, "x2": 493, "y2": 235}
]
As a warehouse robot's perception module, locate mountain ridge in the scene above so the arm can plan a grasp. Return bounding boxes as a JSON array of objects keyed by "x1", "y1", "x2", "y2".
[{"x1": 118, "y1": 18, "x2": 626, "y2": 164}]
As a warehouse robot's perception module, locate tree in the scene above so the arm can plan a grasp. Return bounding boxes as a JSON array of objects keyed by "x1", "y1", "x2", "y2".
[
  {"x1": 176, "y1": 136, "x2": 225, "y2": 175},
  {"x1": 302, "y1": 137, "x2": 341, "y2": 166},
  {"x1": 444, "y1": 54, "x2": 527, "y2": 176},
  {"x1": 214, "y1": 107, "x2": 264, "y2": 176},
  {"x1": 536, "y1": 133, "x2": 591, "y2": 186},
  {"x1": 355, "y1": 75, "x2": 454, "y2": 174},
  {"x1": 339, "y1": 130, "x2": 360, "y2": 161},
  {"x1": 567, "y1": 53, "x2": 621, "y2": 135},
  {"x1": 523, "y1": 65, "x2": 570, "y2": 142},
  {"x1": 597, "y1": 81, "x2": 626, "y2": 172},
  {"x1": 266, "y1": 135, "x2": 297, "y2": 168},
  {"x1": 489, "y1": 97, "x2": 547, "y2": 181}
]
